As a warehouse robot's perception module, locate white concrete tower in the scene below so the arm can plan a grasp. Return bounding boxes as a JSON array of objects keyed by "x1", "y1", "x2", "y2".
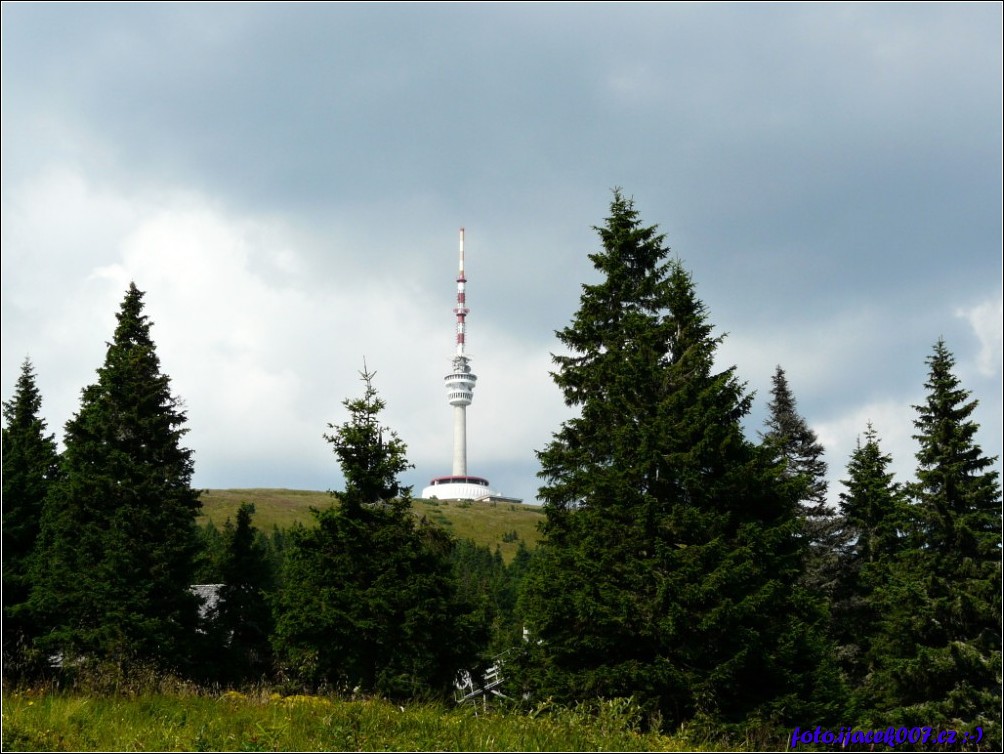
[
  {"x1": 445, "y1": 227, "x2": 476, "y2": 475},
  {"x1": 421, "y1": 229, "x2": 518, "y2": 502}
]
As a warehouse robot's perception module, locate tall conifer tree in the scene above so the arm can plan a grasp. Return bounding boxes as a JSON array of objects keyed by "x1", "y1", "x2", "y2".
[
  {"x1": 761, "y1": 366, "x2": 835, "y2": 594},
  {"x1": 864, "y1": 341, "x2": 1001, "y2": 737},
  {"x1": 273, "y1": 368, "x2": 477, "y2": 697},
  {"x1": 322, "y1": 365, "x2": 410, "y2": 516},
  {"x1": 831, "y1": 424, "x2": 905, "y2": 685},
  {"x1": 2, "y1": 358, "x2": 61, "y2": 673},
  {"x1": 517, "y1": 191, "x2": 837, "y2": 728},
  {"x1": 30, "y1": 283, "x2": 201, "y2": 672},
  {"x1": 209, "y1": 503, "x2": 275, "y2": 684},
  {"x1": 838, "y1": 425, "x2": 905, "y2": 570},
  {"x1": 762, "y1": 366, "x2": 829, "y2": 516}
]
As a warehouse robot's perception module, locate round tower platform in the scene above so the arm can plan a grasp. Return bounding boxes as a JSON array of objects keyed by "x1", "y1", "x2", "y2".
[{"x1": 420, "y1": 475, "x2": 499, "y2": 501}]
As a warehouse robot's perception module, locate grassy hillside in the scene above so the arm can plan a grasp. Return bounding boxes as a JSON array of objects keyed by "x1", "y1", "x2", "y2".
[{"x1": 198, "y1": 489, "x2": 545, "y2": 563}]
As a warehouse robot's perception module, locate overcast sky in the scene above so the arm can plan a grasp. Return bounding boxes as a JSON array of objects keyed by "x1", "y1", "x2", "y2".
[{"x1": 3, "y1": 3, "x2": 1001, "y2": 505}]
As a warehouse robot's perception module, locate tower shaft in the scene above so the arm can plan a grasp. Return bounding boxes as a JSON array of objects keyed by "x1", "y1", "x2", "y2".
[{"x1": 452, "y1": 404, "x2": 467, "y2": 476}]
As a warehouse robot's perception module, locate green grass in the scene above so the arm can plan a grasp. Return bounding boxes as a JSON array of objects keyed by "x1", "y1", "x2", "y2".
[
  {"x1": 2, "y1": 689, "x2": 707, "y2": 752},
  {"x1": 198, "y1": 489, "x2": 546, "y2": 563},
  {"x1": 197, "y1": 489, "x2": 329, "y2": 532}
]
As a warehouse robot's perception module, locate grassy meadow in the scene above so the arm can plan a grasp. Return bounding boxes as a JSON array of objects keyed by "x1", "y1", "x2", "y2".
[
  {"x1": 1, "y1": 688, "x2": 716, "y2": 752},
  {"x1": 199, "y1": 489, "x2": 545, "y2": 563}
]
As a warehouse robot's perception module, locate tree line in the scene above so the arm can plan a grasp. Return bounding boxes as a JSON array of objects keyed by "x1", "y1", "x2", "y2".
[{"x1": 3, "y1": 192, "x2": 999, "y2": 745}]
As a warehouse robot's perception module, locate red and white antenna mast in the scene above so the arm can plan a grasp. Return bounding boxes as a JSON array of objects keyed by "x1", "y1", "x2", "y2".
[{"x1": 454, "y1": 227, "x2": 469, "y2": 356}]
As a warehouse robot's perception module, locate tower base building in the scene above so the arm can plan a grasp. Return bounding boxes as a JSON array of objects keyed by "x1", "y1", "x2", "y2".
[
  {"x1": 421, "y1": 475, "x2": 495, "y2": 501},
  {"x1": 420, "y1": 475, "x2": 522, "y2": 504}
]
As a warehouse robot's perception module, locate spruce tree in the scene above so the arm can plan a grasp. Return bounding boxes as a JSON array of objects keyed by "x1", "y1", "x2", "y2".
[
  {"x1": 273, "y1": 368, "x2": 477, "y2": 698},
  {"x1": 864, "y1": 341, "x2": 1001, "y2": 737},
  {"x1": 911, "y1": 340, "x2": 1000, "y2": 566},
  {"x1": 516, "y1": 191, "x2": 837, "y2": 729},
  {"x1": 2, "y1": 358, "x2": 61, "y2": 674},
  {"x1": 761, "y1": 366, "x2": 836, "y2": 595},
  {"x1": 831, "y1": 424, "x2": 905, "y2": 685},
  {"x1": 30, "y1": 283, "x2": 202, "y2": 673},
  {"x1": 210, "y1": 503, "x2": 275, "y2": 684},
  {"x1": 322, "y1": 364, "x2": 410, "y2": 515},
  {"x1": 838, "y1": 425, "x2": 905, "y2": 572},
  {"x1": 761, "y1": 366, "x2": 829, "y2": 519}
]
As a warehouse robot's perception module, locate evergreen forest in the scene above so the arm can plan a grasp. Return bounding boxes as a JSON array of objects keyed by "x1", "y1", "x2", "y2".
[{"x1": 3, "y1": 192, "x2": 1000, "y2": 750}]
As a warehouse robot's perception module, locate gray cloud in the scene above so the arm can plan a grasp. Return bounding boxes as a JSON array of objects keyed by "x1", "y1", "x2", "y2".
[{"x1": 3, "y1": 3, "x2": 1000, "y2": 504}]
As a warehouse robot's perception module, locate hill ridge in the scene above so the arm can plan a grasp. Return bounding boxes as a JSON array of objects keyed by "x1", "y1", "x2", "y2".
[{"x1": 198, "y1": 488, "x2": 543, "y2": 563}]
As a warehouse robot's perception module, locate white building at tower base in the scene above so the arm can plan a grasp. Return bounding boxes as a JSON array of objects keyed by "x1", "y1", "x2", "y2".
[{"x1": 420, "y1": 475, "x2": 522, "y2": 504}]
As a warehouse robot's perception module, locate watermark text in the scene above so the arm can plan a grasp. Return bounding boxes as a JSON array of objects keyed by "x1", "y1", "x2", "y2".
[{"x1": 789, "y1": 725, "x2": 984, "y2": 748}]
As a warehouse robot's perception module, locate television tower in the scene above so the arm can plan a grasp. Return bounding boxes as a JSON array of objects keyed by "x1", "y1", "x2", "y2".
[
  {"x1": 446, "y1": 227, "x2": 476, "y2": 476},
  {"x1": 421, "y1": 229, "x2": 518, "y2": 502}
]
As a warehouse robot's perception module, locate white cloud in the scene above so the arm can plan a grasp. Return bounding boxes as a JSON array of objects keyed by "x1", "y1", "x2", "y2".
[
  {"x1": 2, "y1": 168, "x2": 145, "y2": 431},
  {"x1": 814, "y1": 399, "x2": 919, "y2": 507},
  {"x1": 465, "y1": 328, "x2": 569, "y2": 464},
  {"x1": 956, "y1": 292, "x2": 1003, "y2": 378},
  {"x1": 2, "y1": 168, "x2": 449, "y2": 488},
  {"x1": 715, "y1": 303, "x2": 912, "y2": 408}
]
